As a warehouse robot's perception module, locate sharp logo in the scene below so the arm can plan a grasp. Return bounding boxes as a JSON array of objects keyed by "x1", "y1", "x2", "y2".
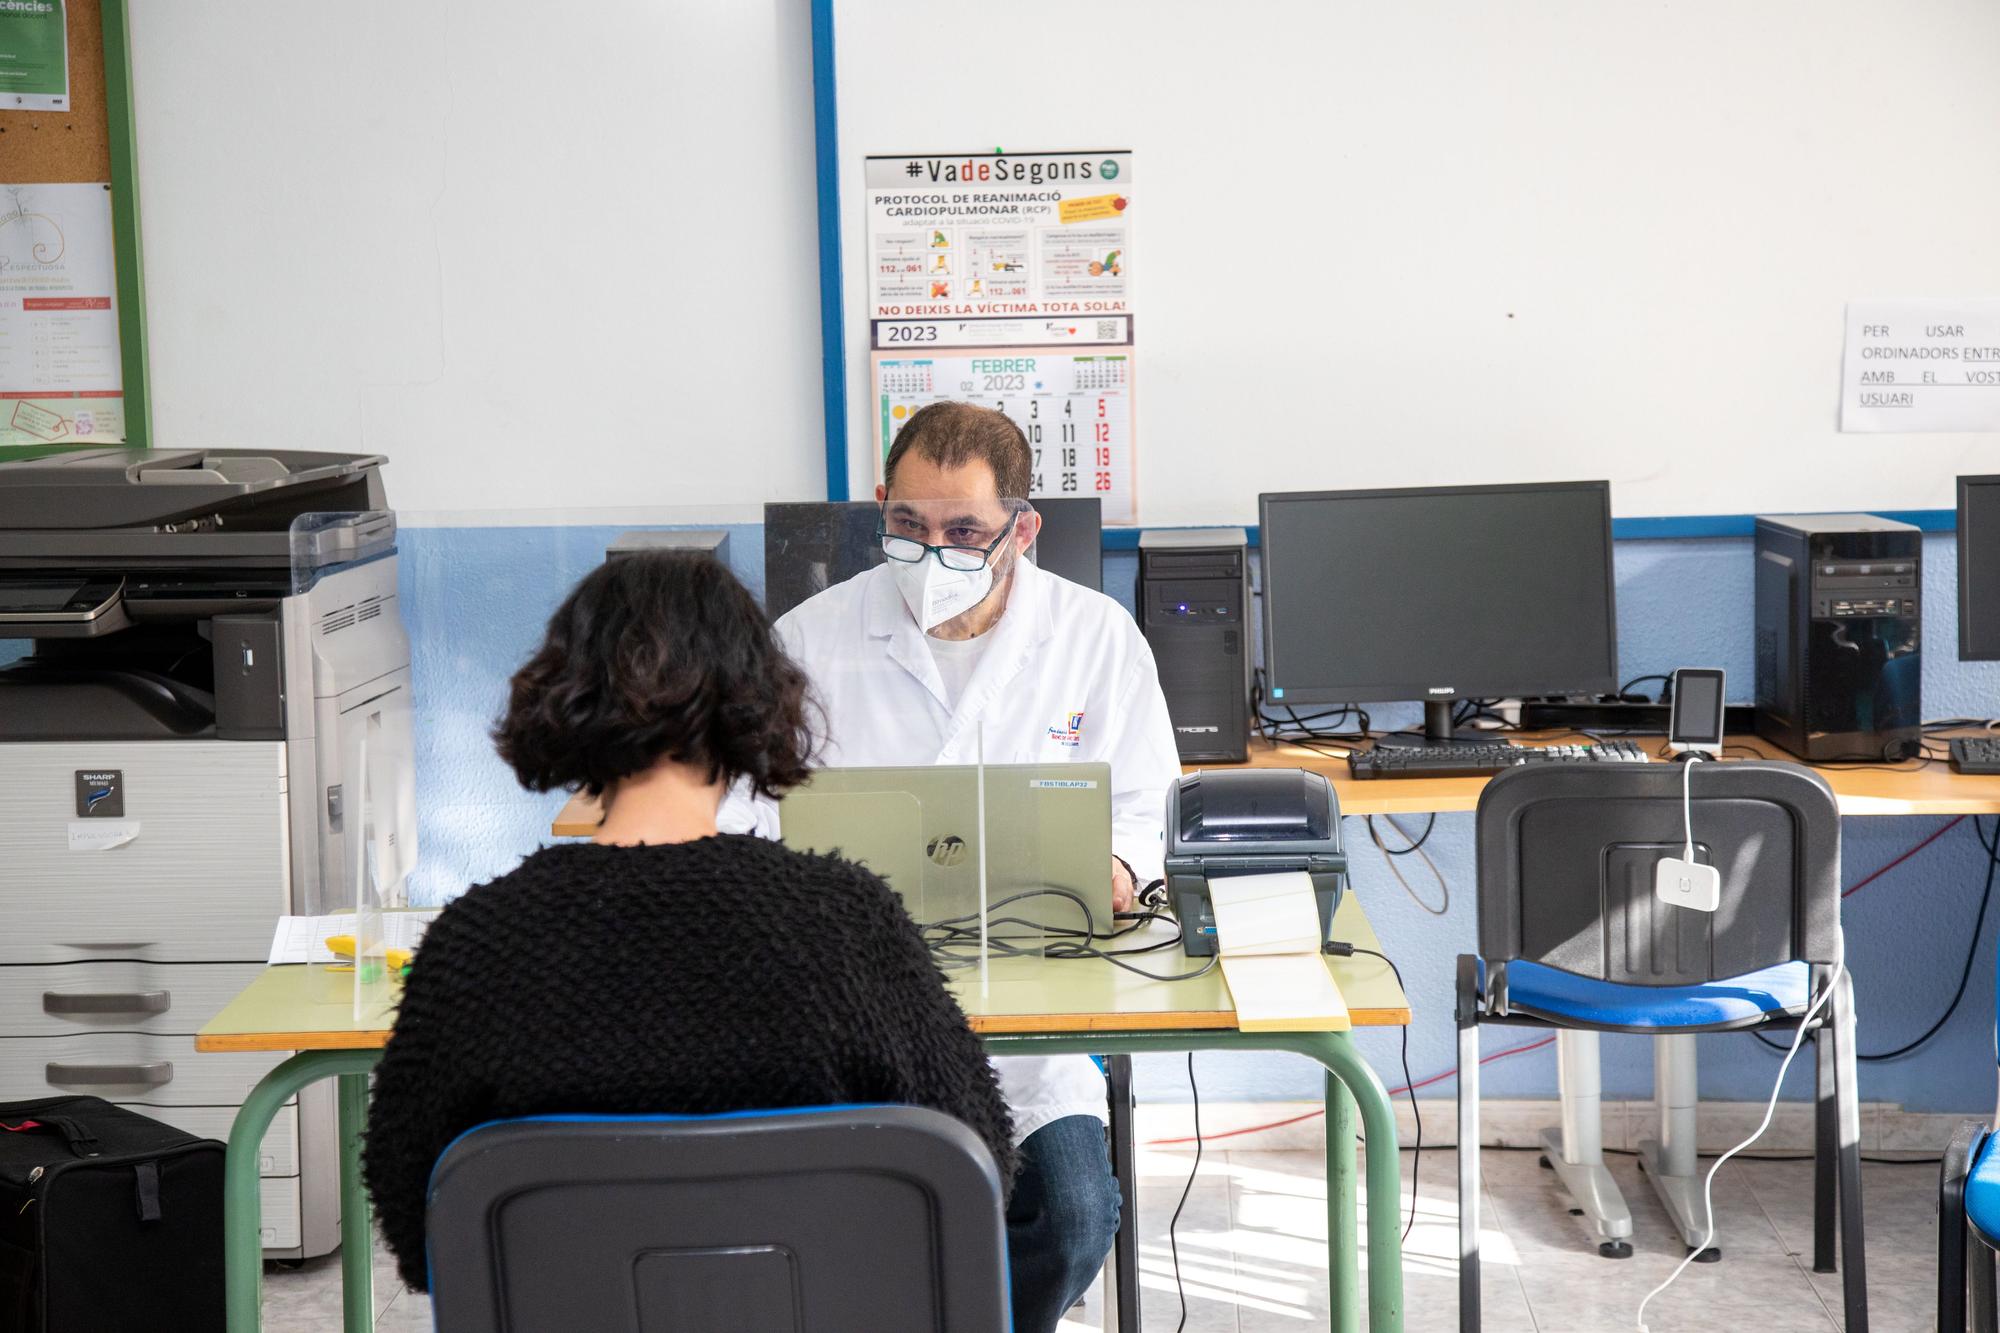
[
  {"x1": 1176, "y1": 725, "x2": 1220, "y2": 734},
  {"x1": 1427, "y1": 686, "x2": 1457, "y2": 696},
  {"x1": 74, "y1": 769, "x2": 124, "y2": 818}
]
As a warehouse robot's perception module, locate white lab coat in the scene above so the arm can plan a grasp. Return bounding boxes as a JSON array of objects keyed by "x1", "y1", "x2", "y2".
[{"x1": 722, "y1": 554, "x2": 1182, "y2": 1142}]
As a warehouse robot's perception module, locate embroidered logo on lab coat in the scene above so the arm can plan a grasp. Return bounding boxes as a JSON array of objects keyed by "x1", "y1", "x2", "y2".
[{"x1": 1047, "y1": 710, "x2": 1085, "y2": 747}]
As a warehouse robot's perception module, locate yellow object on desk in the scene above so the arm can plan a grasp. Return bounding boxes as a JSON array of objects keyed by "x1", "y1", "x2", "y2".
[{"x1": 320, "y1": 935, "x2": 413, "y2": 973}]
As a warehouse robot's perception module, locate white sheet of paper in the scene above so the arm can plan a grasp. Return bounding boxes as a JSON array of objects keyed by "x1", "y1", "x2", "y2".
[
  {"x1": 1208, "y1": 870, "x2": 1350, "y2": 1030},
  {"x1": 267, "y1": 911, "x2": 438, "y2": 965},
  {"x1": 1841, "y1": 299, "x2": 2000, "y2": 432},
  {"x1": 1207, "y1": 871, "x2": 1324, "y2": 957},
  {"x1": 1220, "y1": 953, "x2": 1351, "y2": 1032},
  {"x1": 0, "y1": 184, "x2": 126, "y2": 445}
]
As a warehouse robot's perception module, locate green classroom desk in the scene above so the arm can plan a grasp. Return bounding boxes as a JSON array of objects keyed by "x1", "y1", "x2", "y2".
[{"x1": 198, "y1": 893, "x2": 1412, "y2": 1333}]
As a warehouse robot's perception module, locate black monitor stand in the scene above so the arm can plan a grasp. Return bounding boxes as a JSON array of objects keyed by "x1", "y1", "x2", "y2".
[{"x1": 1371, "y1": 699, "x2": 1507, "y2": 750}]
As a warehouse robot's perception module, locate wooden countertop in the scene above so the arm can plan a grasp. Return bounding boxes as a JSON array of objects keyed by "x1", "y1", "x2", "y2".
[{"x1": 552, "y1": 731, "x2": 2000, "y2": 834}]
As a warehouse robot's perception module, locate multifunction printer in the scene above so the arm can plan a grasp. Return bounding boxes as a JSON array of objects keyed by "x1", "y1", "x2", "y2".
[{"x1": 0, "y1": 447, "x2": 415, "y2": 1258}]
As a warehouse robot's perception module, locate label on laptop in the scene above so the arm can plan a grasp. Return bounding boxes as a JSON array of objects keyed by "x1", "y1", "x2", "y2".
[{"x1": 1028, "y1": 778, "x2": 1099, "y2": 790}]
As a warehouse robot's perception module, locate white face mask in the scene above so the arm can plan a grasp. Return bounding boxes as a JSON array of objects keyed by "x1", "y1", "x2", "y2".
[{"x1": 891, "y1": 554, "x2": 995, "y2": 632}]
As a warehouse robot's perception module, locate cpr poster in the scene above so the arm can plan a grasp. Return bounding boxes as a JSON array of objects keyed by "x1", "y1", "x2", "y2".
[{"x1": 866, "y1": 150, "x2": 1137, "y2": 522}]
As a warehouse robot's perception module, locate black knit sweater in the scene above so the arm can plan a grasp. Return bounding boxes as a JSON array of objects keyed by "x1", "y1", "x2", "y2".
[{"x1": 362, "y1": 834, "x2": 1016, "y2": 1292}]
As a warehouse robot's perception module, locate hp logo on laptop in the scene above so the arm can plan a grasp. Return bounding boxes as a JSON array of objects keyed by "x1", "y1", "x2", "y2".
[{"x1": 926, "y1": 835, "x2": 968, "y2": 868}]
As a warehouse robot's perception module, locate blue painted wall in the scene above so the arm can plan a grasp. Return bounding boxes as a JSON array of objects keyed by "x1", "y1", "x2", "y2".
[{"x1": 399, "y1": 526, "x2": 1999, "y2": 1112}]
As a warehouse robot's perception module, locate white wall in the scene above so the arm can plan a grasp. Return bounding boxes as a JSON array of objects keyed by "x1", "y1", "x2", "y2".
[
  {"x1": 127, "y1": 0, "x2": 827, "y2": 518},
  {"x1": 835, "y1": 0, "x2": 2000, "y2": 522}
]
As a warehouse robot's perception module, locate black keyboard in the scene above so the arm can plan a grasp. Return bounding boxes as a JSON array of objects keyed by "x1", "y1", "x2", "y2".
[
  {"x1": 1950, "y1": 736, "x2": 2000, "y2": 775},
  {"x1": 1347, "y1": 740, "x2": 1651, "y2": 780}
]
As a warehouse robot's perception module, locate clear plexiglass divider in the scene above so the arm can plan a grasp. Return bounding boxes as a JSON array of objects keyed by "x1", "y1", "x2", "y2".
[{"x1": 289, "y1": 513, "x2": 417, "y2": 1018}]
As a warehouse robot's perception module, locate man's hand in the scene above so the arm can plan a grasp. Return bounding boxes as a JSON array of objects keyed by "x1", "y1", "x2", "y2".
[{"x1": 1111, "y1": 856, "x2": 1136, "y2": 913}]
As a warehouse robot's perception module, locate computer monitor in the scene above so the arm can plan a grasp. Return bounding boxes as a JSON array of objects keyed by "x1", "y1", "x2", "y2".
[
  {"x1": 1026, "y1": 498, "x2": 1106, "y2": 594},
  {"x1": 1259, "y1": 481, "x2": 1619, "y2": 747},
  {"x1": 1960, "y1": 474, "x2": 2000, "y2": 662},
  {"x1": 763, "y1": 497, "x2": 1102, "y2": 619}
]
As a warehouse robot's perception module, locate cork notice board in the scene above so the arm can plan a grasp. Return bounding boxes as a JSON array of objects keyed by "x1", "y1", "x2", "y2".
[
  {"x1": 2, "y1": 0, "x2": 112, "y2": 182},
  {"x1": 2, "y1": 0, "x2": 147, "y2": 446}
]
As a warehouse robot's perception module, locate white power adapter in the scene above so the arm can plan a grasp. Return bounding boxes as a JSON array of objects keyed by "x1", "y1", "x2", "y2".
[
  {"x1": 1655, "y1": 756, "x2": 1719, "y2": 912},
  {"x1": 1654, "y1": 855, "x2": 1720, "y2": 912}
]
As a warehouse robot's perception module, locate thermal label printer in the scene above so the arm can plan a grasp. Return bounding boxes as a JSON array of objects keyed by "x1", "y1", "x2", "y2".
[
  {"x1": 1164, "y1": 769, "x2": 1346, "y2": 957},
  {"x1": 0, "y1": 448, "x2": 416, "y2": 1260}
]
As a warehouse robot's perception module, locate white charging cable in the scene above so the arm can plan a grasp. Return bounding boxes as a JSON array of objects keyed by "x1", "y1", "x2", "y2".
[
  {"x1": 1633, "y1": 957, "x2": 1845, "y2": 1331},
  {"x1": 1681, "y1": 754, "x2": 1697, "y2": 862}
]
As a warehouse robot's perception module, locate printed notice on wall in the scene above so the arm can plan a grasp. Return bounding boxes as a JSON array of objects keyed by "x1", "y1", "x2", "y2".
[
  {"x1": 0, "y1": 0, "x2": 68, "y2": 112},
  {"x1": 0, "y1": 183, "x2": 123, "y2": 446},
  {"x1": 1841, "y1": 300, "x2": 2000, "y2": 432},
  {"x1": 866, "y1": 150, "x2": 1137, "y2": 522}
]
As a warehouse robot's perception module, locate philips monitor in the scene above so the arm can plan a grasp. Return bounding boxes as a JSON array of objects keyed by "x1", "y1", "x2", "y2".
[
  {"x1": 763, "y1": 497, "x2": 1102, "y2": 620},
  {"x1": 1960, "y1": 474, "x2": 2000, "y2": 662},
  {"x1": 1259, "y1": 481, "x2": 1619, "y2": 747}
]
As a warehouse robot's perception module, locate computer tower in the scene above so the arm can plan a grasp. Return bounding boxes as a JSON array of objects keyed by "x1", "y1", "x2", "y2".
[
  {"x1": 1754, "y1": 514, "x2": 1922, "y2": 763},
  {"x1": 1137, "y1": 529, "x2": 1250, "y2": 762}
]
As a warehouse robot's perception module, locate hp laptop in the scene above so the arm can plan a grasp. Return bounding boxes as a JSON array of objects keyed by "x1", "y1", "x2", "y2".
[{"x1": 778, "y1": 762, "x2": 1114, "y2": 938}]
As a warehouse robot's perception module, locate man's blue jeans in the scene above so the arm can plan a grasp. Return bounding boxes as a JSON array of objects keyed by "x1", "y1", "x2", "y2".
[{"x1": 1006, "y1": 1114, "x2": 1124, "y2": 1333}]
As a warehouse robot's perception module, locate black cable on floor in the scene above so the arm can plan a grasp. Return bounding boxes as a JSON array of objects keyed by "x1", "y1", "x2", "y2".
[
  {"x1": 1168, "y1": 1052, "x2": 1201, "y2": 1333},
  {"x1": 1366, "y1": 812, "x2": 1437, "y2": 856},
  {"x1": 1336, "y1": 944, "x2": 1416, "y2": 1232},
  {"x1": 1755, "y1": 815, "x2": 1998, "y2": 1060}
]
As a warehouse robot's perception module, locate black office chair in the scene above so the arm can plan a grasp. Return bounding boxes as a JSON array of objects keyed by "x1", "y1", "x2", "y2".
[
  {"x1": 1456, "y1": 761, "x2": 1866, "y2": 1332},
  {"x1": 425, "y1": 1105, "x2": 1011, "y2": 1332}
]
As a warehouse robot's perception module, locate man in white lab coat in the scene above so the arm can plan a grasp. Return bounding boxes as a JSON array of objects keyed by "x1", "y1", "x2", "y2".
[{"x1": 745, "y1": 402, "x2": 1181, "y2": 1331}]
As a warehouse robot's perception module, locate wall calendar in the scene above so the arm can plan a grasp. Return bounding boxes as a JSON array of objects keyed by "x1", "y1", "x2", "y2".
[{"x1": 872, "y1": 344, "x2": 1133, "y2": 524}]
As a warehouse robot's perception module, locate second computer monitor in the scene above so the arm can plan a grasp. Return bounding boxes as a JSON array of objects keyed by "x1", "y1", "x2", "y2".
[
  {"x1": 1960, "y1": 474, "x2": 2000, "y2": 662},
  {"x1": 1259, "y1": 481, "x2": 1619, "y2": 744}
]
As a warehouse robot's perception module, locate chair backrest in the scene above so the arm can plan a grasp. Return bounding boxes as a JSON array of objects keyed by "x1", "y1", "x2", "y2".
[
  {"x1": 425, "y1": 1105, "x2": 1010, "y2": 1333},
  {"x1": 1474, "y1": 761, "x2": 1841, "y2": 984}
]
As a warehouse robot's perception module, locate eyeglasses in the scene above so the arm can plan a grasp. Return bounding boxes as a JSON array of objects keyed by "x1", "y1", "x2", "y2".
[{"x1": 876, "y1": 509, "x2": 1020, "y2": 572}]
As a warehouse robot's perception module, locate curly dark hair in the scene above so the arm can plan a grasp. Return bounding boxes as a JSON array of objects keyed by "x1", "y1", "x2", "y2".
[{"x1": 495, "y1": 550, "x2": 815, "y2": 799}]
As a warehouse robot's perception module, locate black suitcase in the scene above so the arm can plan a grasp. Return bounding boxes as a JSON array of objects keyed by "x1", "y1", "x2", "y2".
[{"x1": 0, "y1": 1096, "x2": 225, "y2": 1333}]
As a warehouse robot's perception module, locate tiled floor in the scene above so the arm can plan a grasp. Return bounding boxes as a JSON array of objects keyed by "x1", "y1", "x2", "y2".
[{"x1": 266, "y1": 1144, "x2": 1941, "y2": 1331}]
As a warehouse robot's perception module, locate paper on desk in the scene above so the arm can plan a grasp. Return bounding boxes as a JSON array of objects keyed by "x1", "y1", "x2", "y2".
[
  {"x1": 1220, "y1": 954, "x2": 1350, "y2": 1031},
  {"x1": 1207, "y1": 872, "x2": 1324, "y2": 956},
  {"x1": 1210, "y1": 871, "x2": 1349, "y2": 1031},
  {"x1": 267, "y1": 912, "x2": 438, "y2": 965}
]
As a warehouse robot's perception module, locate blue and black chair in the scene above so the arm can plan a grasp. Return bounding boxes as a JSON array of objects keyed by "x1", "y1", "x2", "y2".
[
  {"x1": 1455, "y1": 761, "x2": 1866, "y2": 1332},
  {"x1": 1935, "y1": 913, "x2": 2000, "y2": 1330},
  {"x1": 1939, "y1": 1119, "x2": 1998, "y2": 1329},
  {"x1": 425, "y1": 1105, "x2": 1010, "y2": 1333}
]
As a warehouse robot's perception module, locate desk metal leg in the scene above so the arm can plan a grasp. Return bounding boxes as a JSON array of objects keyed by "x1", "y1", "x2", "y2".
[
  {"x1": 981, "y1": 1030, "x2": 1404, "y2": 1333},
  {"x1": 1326, "y1": 1071, "x2": 1361, "y2": 1333},
  {"x1": 1105, "y1": 1054, "x2": 1140, "y2": 1333},
  {"x1": 224, "y1": 1050, "x2": 383, "y2": 1333},
  {"x1": 1317, "y1": 1032, "x2": 1406, "y2": 1333},
  {"x1": 338, "y1": 1073, "x2": 375, "y2": 1333}
]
